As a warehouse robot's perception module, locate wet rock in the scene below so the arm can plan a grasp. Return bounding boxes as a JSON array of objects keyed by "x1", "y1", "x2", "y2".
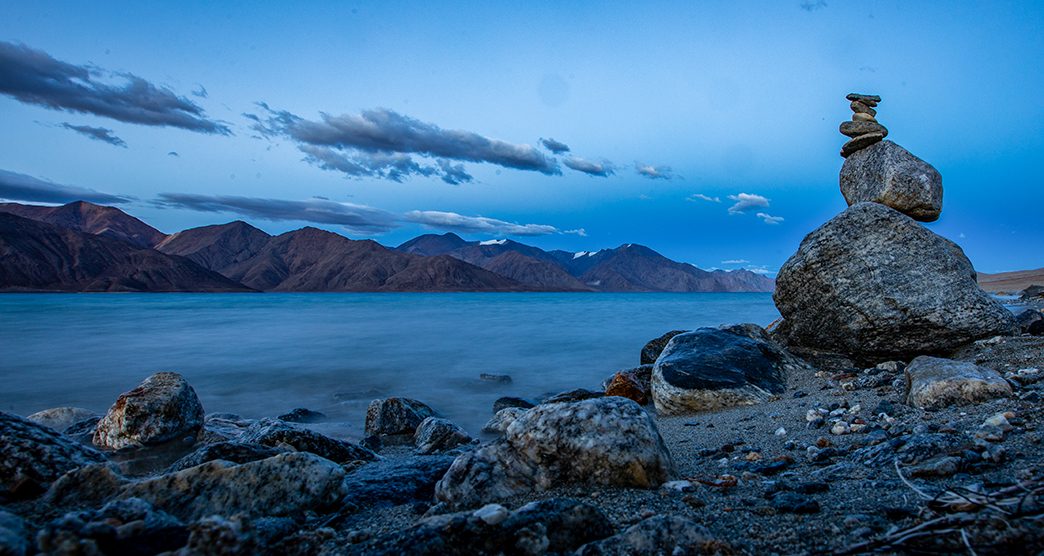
[
  {"x1": 350, "y1": 498, "x2": 613, "y2": 555},
  {"x1": 774, "y1": 203, "x2": 1017, "y2": 363},
  {"x1": 167, "y1": 441, "x2": 284, "y2": 472},
  {"x1": 415, "y1": 417, "x2": 472, "y2": 454},
  {"x1": 840, "y1": 140, "x2": 943, "y2": 221},
  {"x1": 63, "y1": 417, "x2": 101, "y2": 445},
  {"x1": 0, "y1": 510, "x2": 28, "y2": 556},
  {"x1": 1, "y1": 411, "x2": 106, "y2": 500},
  {"x1": 604, "y1": 368, "x2": 651, "y2": 405},
  {"x1": 640, "y1": 330, "x2": 687, "y2": 364},
  {"x1": 240, "y1": 418, "x2": 375, "y2": 463},
  {"x1": 479, "y1": 373, "x2": 512, "y2": 384},
  {"x1": 541, "y1": 388, "x2": 604, "y2": 404},
  {"x1": 342, "y1": 455, "x2": 455, "y2": 510},
  {"x1": 651, "y1": 325, "x2": 807, "y2": 415},
  {"x1": 576, "y1": 515, "x2": 726, "y2": 555},
  {"x1": 93, "y1": 372, "x2": 205, "y2": 450},
  {"x1": 482, "y1": 407, "x2": 527, "y2": 435},
  {"x1": 277, "y1": 408, "x2": 326, "y2": 423},
  {"x1": 905, "y1": 356, "x2": 1012, "y2": 409},
  {"x1": 26, "y1": 407, "x2": 100, "y2": 433},
  {"x1": 35, "y1": 497, "x2": 187, "y2": 556},
  {"x1": 365, "y1": 398, "x2": 436, "y2": 437},
  {"x1": 119, "y1": 452, "x2": 347, "y2": 521},
  {"x1": 492, "y1": 397, "x2": 535, "y2": 414},
  {"x1": 436, "y1": 397, "x2": 673, "y2": 509}
]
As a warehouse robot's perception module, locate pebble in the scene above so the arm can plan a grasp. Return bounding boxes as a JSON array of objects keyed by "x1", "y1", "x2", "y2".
[
  {"x1": 850, "y1": 101, "x2": 877, "y2": 116},
  {"x1": 983, "y1": 412, "x2": 1014, "y2": 431},
  {"x1": 774, "y1": 427, "x2": 787, "y2": 437},
  {"x1": 660, "y1": 480, "x2": 695, "y2": 493}
]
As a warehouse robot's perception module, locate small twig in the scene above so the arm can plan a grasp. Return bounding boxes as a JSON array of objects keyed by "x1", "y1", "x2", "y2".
[
  {"x1": 895, "y1": 459, "x2": 933, "y2": 500},
  {"x1": 960, "y1": 528, "x2": 978, "y2": 556}
]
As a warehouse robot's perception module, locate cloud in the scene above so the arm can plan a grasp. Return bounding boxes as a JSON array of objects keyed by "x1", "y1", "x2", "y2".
[
  {"x1": 0, "y1": 42, "x2": 229, "y2": 135},
  {"x1": 687, "y1": 193, "x2": 721, "y2": 203},
  {"x1": 563, "y1": 156, "x2": 614, "y2": 177},
  {"x1": 167, "y1": 151, "x2": 179, "y2": 157},
  {"x1": 436, "y1": 159, "x2": 473, "y2": 185},
  {"x1": 721, "y1": 259, "x2": 750, "y2": 265},
  {"x1": 0, "y1": 169, "x2": 131, "y2": 204},
  {"x1": 404, "y1": 210, "x2": 559, "y2": 236},
  {"x1": 756, "y1": 212, "x2": 784, "y2": 225},
  {"x1": 60, "y1": 123, "x2": 126, "y2": 147},
  {"x1": 727, "y1": 193, "x2": 770, "y2": 214},
  {"x1": 539, "y1": 137, "x2": 570, "y2": 154},
  {"x1": 247, "y1": 104, "x2": 560, "y2": 181},
  {"x1": 154, "y1": 193, "x2": 398, "y2": 234},
  {"x1": 191, "y1": 85, "x2": 208, "y2": 98},
  {"x1": 564, "y1": 228, "x2": 588, "y2": 237},
  {"x1": 800, "y1": 0, "x2": 827, "y2": 11},
  {"x1": 635, "y1": 163, "x2": 674, "y2": 180}
]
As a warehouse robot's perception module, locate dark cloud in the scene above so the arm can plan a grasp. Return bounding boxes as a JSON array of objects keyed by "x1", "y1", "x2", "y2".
[
  {"x1": 539, "y1": 137, "x2": 570, "y2": 154},
  {"x1": 247, "y1": 104, "x2": 560, "y2": 181},
  {"x1": 167, "y1": 151, "x2": 179, "y2": 157},
  {"x1": 60, "y1": 123, "x2": 127, "y2": 147},
  {"x1": 404, "y1": 210, "x2": 559, "y2": 236},
  {"x1": 191, "y1": 84, "x2": 208, "y2": 98},
  {"x1": 0, "y1": 41, "x2": 229, "y2": 134},
  {"x1": 563, "y1": 156, "x2": 614, "y2": 177},
  {"x1": 635, "y1": 162, "x2": 675, "y2": 180},
  {"x1": 0, "y1": 169, "x2": 131, "y2": 204},
  {"x1": 154, "y1": 193, "x2": 398, "y2": 234},
  {"x1": 436, "y1": 159, "x2": 473, "y2": 185}
]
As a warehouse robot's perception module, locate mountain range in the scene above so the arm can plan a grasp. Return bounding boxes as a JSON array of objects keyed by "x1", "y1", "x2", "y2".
[{"x1": 0, "y1": 201, "x2": 776, "y2": 293}]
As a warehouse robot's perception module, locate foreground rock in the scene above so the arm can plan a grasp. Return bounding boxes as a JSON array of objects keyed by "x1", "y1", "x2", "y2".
[
  {"x1": 120, "y1": 452, "x2": 347, "y2": 521},
  {"x1": 904, "y1": 356, "x2": 1012, "y2": 409},
  {"x1": 436, "y1": 397, "x2": 673, "y2": 509},
  {"x1": 774, "y1": 203, "x2": 1016, "y2": 363},
  {"x1": 1, "y1": 412, "x2": 106, "y2": 500},
  {"x1": 365, "y1": 398, "x2": 436, "y2": 438},
  {"x1": 93, "y1": 372, "x2": 205, "y2": 450},
  {"x1": 651, "y1": 325, "x2": 802, "y2": 415},
  {"x1": 35, "y1": 498, "x2": 187, "y2": 555},
  {"x1": 840, "y1": 140, "x2": 943, "y2": 222},
  {"x1": 240, "y1": 419, "x2": 376, "y2": 463},
  {"x1": 26, "y1": 407, "x2": 99, "y2": 433},
  {"x1": 576, "y1": 515, "x2": 726, "y2": 555}
]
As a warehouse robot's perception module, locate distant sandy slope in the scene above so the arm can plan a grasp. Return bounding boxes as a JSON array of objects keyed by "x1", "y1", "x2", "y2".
[{"x1": 978, "y1": 267, "x2": 1044, "y2": 292}]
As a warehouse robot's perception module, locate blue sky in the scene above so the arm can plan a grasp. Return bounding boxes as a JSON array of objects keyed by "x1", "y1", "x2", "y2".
[{"x1": 1, "y1": 1, "x2": 1041, "y2": 274}]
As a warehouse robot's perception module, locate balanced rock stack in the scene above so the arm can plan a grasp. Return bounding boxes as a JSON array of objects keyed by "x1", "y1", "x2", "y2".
[
  {"x1": 773, "y1": 94, "x2": 1016, "y2": 364},
  {"x1": 840, "y1": 93, "x2": 888, "y2": 158}
]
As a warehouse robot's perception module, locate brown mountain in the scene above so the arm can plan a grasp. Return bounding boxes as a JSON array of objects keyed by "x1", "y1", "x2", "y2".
[
  {"x1": 223, "y1": 227, "x2": 525, "y2": 292},
  {"x1": 0, "y1": 213, "x2": 251, "y2": 292},
  {"x1": 155, "y1": 221, "x2": 272, "y2": 275},
  {"x1": 978, "y1": 268, "x2": 1044, "y2": 294},
  {"x1": 0, "y1": 201, "x2": 166, "y2": 248}
]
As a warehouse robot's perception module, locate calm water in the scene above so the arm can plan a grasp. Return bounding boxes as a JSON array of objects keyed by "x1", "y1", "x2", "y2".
[{"x1": 0, "y1": 293, "x2": 779, "y2": 438}]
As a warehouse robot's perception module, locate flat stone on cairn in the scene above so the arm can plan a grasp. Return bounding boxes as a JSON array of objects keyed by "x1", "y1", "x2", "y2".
[{"x1": 840, "y1": 92, "x2": 887, "y2": 157}]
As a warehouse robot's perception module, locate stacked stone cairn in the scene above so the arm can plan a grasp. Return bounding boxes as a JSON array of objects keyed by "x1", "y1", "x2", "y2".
[{"x1": 772, "y1": 93, "x2": 1017, "y2": 364}]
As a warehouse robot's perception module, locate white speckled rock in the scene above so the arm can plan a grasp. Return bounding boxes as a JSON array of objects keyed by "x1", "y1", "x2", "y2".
[
  {"x1": 26, "y1": 407, "x2": 99, "y2": 433},
  {"x1": 904, "y1": 356, "x2": 1012, "y2": 409},
  {"x1": 435, "y1": 397, "x2": 673, "y2": 509},
  {"x1": 93, "y1": 372, "x2": 205, "y2": 450},
  {"x1": 481, "y1": 407, "x2": 526, "y2": 435},
  {"x1": 365, "y1": 397, "x2": 436, "y2": 437}
]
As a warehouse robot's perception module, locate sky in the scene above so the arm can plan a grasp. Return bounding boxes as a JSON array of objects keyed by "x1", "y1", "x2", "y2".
[{"x1": 1, "y1": 1, "x2": 1042, "y2": 275}]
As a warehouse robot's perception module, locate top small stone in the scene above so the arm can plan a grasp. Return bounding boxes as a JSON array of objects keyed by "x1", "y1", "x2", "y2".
[{"x1": 846, "y1": 93, "x2": 881, "y2": 104}]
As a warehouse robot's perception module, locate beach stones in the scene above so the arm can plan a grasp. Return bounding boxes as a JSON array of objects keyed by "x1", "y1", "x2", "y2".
[
  {"x1": 650, "y1": 326, "x2": 799, "y2": 415},
  {"x1": 435, "y1": 397, "x2": 674, "y2": 509},
  {"x1": 93, "y1": 372, "x2": 205, "y2": 450},
  {"x1": 240, "y1": 418, "x2": 376, "y2": 463},
  {"x1": 414, "y1": 417, "x2": 472, "y2": 454},
  {"x1": 365, "y1": 397, "x2": 436, "y2": 437},
  {"x1": 840, "y1": 92, "x2": 887, "y2": 157},
  {"x1": 904, "y1": 356, "x2": 1012, "y2": 409},
  {"x1": 774, "y1": 203, "x2": 1017, "y2": 362},
  {"x1": 0, "y1": 412, "x2": 106, "y2": 500},
  {"x1": 841, "y1": 140, "x2": 943, "y2": 221}
]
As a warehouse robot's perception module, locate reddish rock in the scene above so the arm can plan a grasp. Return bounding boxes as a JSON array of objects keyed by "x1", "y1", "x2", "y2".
[{"x1": 605, "y1": 371, "x2": 650, "y2": 405}]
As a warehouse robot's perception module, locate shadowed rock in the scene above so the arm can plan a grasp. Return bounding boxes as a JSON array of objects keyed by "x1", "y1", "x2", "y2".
[
  {"x1": 341, "y1": 455, "x2": 456, "y2": 510},
  {"x1": 239, "y1": 419, "x2": 375, "y2": 463},
  {"x1": 93, "y1": 372, "x2": 205, "y2": 450},
  {"x1": 576, "y1": 515, "x2": 727, "y2": 555},
  {"x1": 1, "y1": 412, "x2": 106, "y2": 500},
  {"x1": 365, "y1": 398, "x2": 436, "y2": 437},
  {"x1": 414, "y1": 417, "x2": 472, "y2": 454},
  {"x1": 167, "y1": 441, "x2": 284, "y2": 472},
  {"x1": 26, "y1": 407, "x2": 99, "y2": 433}
]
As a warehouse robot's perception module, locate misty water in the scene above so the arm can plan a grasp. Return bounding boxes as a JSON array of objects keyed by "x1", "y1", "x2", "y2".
[{"x1": 0, "y1": 293, "x2": 780, "y2": 438}]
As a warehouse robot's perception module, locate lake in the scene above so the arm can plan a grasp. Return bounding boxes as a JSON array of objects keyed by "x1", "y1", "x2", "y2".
[{"x1": 0, "y1": 293, "x2": 780, "y2": 438}]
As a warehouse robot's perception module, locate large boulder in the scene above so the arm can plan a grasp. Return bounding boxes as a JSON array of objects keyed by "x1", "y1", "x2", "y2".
[
  {"x1": 650, "y1": 325, "x2": 804, "y2": 415},
  {"x1": 119, "y1": 452, "x2": 347, "y2": 521},
  {"x1": 239, "y1": 419, "x2": 376, "y2": 463},
  {"x1": 93, "y1": 372, "x2": 205, "y2": 450},
  {"x1": 774, "y1": 203, "x2": 1017, "y2": 363},
  {"x1": 365, "y1": 398, "x2": 436, "y2": 437},
  {"x1": 435, "y1": 397, "x2": 673, "y2": 509},
  {"x1": 904, "y1": 356, "x2": 1012, "y2": 409},
  {"x1": 1, "y1": 411, "x2": 106, "y2": 500},
  {"x1": 840, "y1": 140, "x2": 943, "y2": 221}
]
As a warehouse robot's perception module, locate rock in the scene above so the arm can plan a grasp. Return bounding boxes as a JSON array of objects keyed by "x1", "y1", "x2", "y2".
[
  {"x1": 839, "y1": 120, "x2": 889, "y2": 139},
  {"x1": 951, "y1": 335, "x2": 1044, "y2": 374},
  {"x1": 119, "y1": 452, "x2": 347, "y2": 521},
  {"x1": 0, "y1": 510, "x2": 28, "y2": 556},
  {"x1": 436, "y1": 397, "x2": 673, "y2": 509},
  {"x1": 0, "y1": 411, "x2": 106, "y2": 500},
  {"x1": 605, "y1": 368, "x2": 651, "y2": 405},
  {"x1": 63, "y1": 417, "x2": 100, "y2": 445},
  {"x1": 174, "y1": 515, "x2": 257, "y2": 556},
  {"x1": 341, "y1": 455, "x2": 455, "y2": 510},
  {"x1": 350, "y1": 498, "x2": 613, "y2": 555},
  {"x1": 479, "y1": 373, "x2": 512, "y2": 384},
  {"x1": 576, "y1": 515, "x2": 725, "y2": 555},
  {"x1": 41, "y1": 463, "x2": 128, "y2": 511},
  {"x1": 365, "y1": 398, "x2": 436, "y2": 437},
  {"x1": 851, "y1": 112, "x2": 877, "y2": 123},
  {"x1": 908, "y1": 456, "x2": 961, "y2": 478},
  {"x1": 26, "y1": 407, "x2": 100, "y2": 433},
  {"x1": 640, "y1": 330, "x2": 687, "y2": 364},
  {"x1": 846, "y1": 93, "x2": 881, "y2": 104},
  {"x1": 650, "y1": 325, "x2": 805, "y2": 415},
  {"x1": 492, "y1": 397, "x2": 535, "y2": 414},
  {"x1": 904, "y1": 356, "x2": 1012, "y2": 409},
  {"x1": 541, "y1": 388, "x2": 604, "y2": 404},
  {"x1": 167, "y1": 441, "x2": 284, "y2": 472},
  {"x1": 849, "y1": 100, "x2": 877, "y2": 116},
  {"x1": 201, "y1": 413, "x2": 253, "y2": 443},
  {"x1": 93, "y1": 372, "x2": 205, "y2": 450},
  {"x1": 276, "y1": 408, "x2": 326, "y2": 423},
  {"x1": 840, "y1": 140, "x2": 943, "y2": 221},
  {"x1": 414, "y1": 417, "x2": 472, "y2": 454},
  {"x1": 774, "y1": 203, "x2": 1017, "y2": 363},
  {"x1": 1020, "y1": 285, "x2": 1044, "y2": 301},
  {"x1": 481, "y1": 407, "x2": 527, "y2": 435},
  {"x1": 472, "y1": 504, "x2": 510, "y2": 525},
  {"x1": 35, "y1": 497, "x2": 187, "y2": 556},
  {"x1": 1015, "y1": 309, "x2": 1044, "y2": 336},
  {"x1": 770, "y1": 492, "x2": 821, "y2": 514},
  {"x1": 840, "y1": 132, "x2": 885, "y2": 158},
  {"x1": 239, "y1": 419, "x2": 376, "y2": 463}
]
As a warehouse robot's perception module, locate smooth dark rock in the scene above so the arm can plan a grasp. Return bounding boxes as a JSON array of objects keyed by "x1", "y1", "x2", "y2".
[
  {"x1": 774, "y1": 203, "x2": 1017, "y2": 363},
  {"x1": 605, "y1": 368, "x2": 651, "y2": 405},
  {"x1": 839, "y1": 120, "x2": 888, "y2": 139},
  {"x1": 542, "y1": 388, "x2": 604, "y2": 404},
  {"x1": 492, "y1": 397, "x2": 534, "y2": 414},
  {"x1": 277, "y1": 408, "x2": 327, "y2": 423},
  {"x1": 840, "y1": 140, "x2": 943, "y2": 221},
  {"x1": 365, "y1": 398, "x2": 436, "y2": 436},
  {"x1": 1, "y1": 411, "x2": 106, "y2": 501},
  {"x1": 239, "y1": 419, "x2": 375, "y2": 463},
  {"x1": 415, "y1": 417, "x2": 472, "y2": 454},
  {"x1": 576, "y1": 515, "x2": 725, "y2": 555},
  {"x1": 93, "y1": 372, "x2": 205, "y2": 450},
  {"x1": 840, "y1": 132, "x2": 885, "y2": 158},
  {"x1": 167, "y1": 441, "x2": 283, "y2": 472},
  {"x1": 846, "y1": 93, "x2": 881, "y2": 104},
  {"x1": 342, "y1": 456, "x2": 456, "y2": 509},
  {"x1": 1021, "y1": 285, "x2": 1044, "y2": 301},
  {"x1": 1016, "y1": 309, "x2": 1044, "y2": 336},
  {"x1": 641, "y1": 330, "x2": 687, "y2": 364}
]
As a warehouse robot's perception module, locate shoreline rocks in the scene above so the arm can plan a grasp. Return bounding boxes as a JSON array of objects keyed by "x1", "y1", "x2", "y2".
[
  {"x1": 93, "y1": 372, "x2": 205, "y2": 451},
  {"x1": 1, "y1": 412, "x2": 106, "y2": 501}
]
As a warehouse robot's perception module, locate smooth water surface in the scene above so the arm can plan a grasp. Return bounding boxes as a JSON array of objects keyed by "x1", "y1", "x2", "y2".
[{"x1": 0, "y1": 293, "x2": 779, "y2": 437}]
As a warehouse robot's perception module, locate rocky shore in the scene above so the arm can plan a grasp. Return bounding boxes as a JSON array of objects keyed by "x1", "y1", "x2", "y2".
[{"x1": 3, "y1": 94, "x2": 1044, "y2": 555}]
